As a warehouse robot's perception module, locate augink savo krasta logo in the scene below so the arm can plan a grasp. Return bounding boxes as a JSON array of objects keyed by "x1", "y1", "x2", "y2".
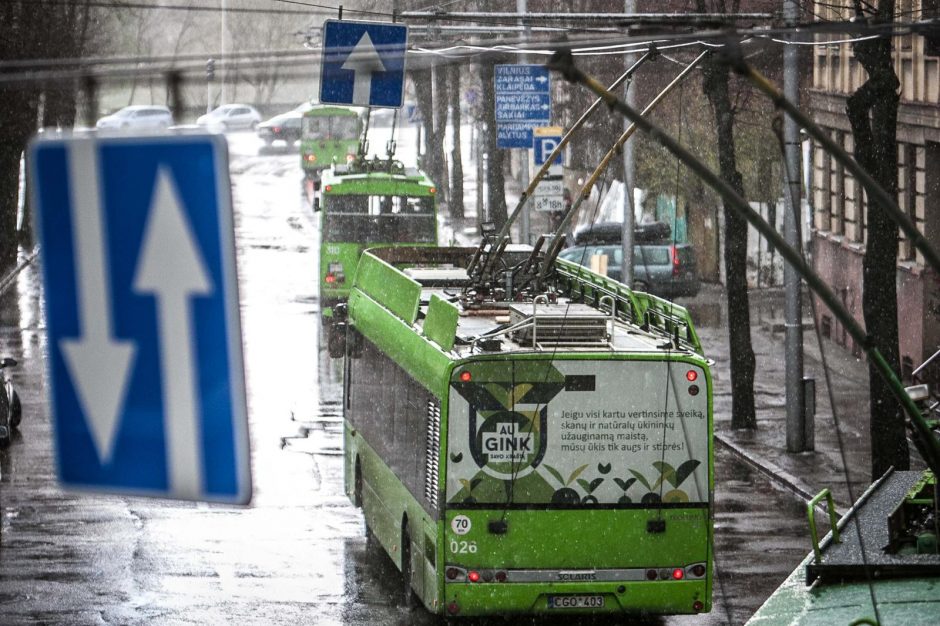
[
  {"x1": 470, "y1": 407, "x2": 547, "y2": 477},
  {"x1": 453, "y1": 364, "x2": 565, "y2": 480}
]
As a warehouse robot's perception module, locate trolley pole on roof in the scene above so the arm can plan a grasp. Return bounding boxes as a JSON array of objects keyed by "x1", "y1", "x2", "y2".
[
  {"x1": 783, "y1": 0, "x2": 808, "y2": 452},
  {"x1": 621, "y1": 0, "x2": 638, "y2": 289}
]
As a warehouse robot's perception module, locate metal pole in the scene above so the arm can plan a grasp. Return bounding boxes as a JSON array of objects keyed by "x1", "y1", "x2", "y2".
[
  {"x1": 518, "y1": 0, "x2": 531, "y2": 245},
  {"x1": 621, "y1": 0, "x2": 637, "y2": 288},
  {"x1": 783, "y1": 0, "x2": 807, "y2": 452},
  {"x1": 220, "y1": 0, "x2": 226, "y2": 104}
]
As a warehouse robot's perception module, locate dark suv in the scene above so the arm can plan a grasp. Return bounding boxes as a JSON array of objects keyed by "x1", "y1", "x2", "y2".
[{"x1": 557, "y1": 221, "x2": 700, "y2": 298}]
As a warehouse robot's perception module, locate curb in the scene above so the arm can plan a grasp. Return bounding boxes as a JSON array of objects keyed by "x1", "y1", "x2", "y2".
[
  {"x1": 714, "y1": 432, "x2": 845, "y2": 516},
  {"x1": 0, "y1": 247, "x2": 38, "y2": 297}
]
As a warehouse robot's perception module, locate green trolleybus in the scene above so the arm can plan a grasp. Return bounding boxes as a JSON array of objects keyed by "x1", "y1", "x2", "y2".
[
  {"x1": 337, "y1": 245, "x2": 713, "y2": 617},
  {"x1": 300, "y1": 105, "x2": 361, "y2": 204},
  {"x1": 318, "y1": 157, "x2": 437, "y2": 333}
]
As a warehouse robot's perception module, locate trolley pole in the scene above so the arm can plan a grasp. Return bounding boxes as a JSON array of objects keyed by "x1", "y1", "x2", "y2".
[{"x1": 783, "y1": 0, "x2": 808, "y2": 452}]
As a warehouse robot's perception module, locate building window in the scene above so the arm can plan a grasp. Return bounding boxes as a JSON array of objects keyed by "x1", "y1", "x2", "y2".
[
  {"x1": 899, "y1": 143, "x2": 917, "y2": 261},
  {"x1": 830, "y1": 131, "x2": 845, "y2": 236},
  {"x1": 814, "y1": 141, "x2": 831, "y2": 231}
]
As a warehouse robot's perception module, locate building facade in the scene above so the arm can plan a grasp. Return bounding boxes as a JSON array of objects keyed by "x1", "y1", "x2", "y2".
[{"x1": 810, "y1": 1, "x2": 940, "y2": 377}]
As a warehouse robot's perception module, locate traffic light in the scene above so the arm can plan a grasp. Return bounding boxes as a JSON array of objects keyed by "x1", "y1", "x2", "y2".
[{"x1": 206, "y1": 58, "x2": 215, "y2": 82}]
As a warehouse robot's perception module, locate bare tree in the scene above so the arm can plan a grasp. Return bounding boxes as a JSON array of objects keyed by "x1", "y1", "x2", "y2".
[
  {"x1": 847, "y1": 0, "x2": 908, "y2": 477},
  {"x1": 449, "y1": 62, "x2": 465, "y2": 219},
  {"x1": 695, "y1": 0, "x2": 757, "y2": 429}
]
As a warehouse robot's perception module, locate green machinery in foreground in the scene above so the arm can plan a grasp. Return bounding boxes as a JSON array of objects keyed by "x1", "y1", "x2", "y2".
[
  {"x1": 317, "y1": 156, "x2": 438, "y2": 334},
  {"x1": 335, "y1": 245, "x2": 714, "y2": 617},
  {"x1": 747, "y1": 469, "x2": 940, "y2": 625}
]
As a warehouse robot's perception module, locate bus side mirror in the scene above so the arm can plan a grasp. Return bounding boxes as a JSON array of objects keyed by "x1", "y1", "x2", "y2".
[{"x1": 313, "y1": 197, "x2": 320, "y2": 212}]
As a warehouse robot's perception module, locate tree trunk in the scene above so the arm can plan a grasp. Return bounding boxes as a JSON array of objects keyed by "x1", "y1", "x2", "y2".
[
  {"x1": 479, "y1": 62, "x2": 508, "y2": 229},
  {"x1": 449, "y1": 63, "x2": 465, "y2": 219},
  {"x1": 847, "y1": 0, "x2": 908, "y2": 478},
  {"x1": 702, "y1": 56, "x2": 757, "y2": 429},
  {"x1": 432, "y1": 63, "x2": 449, "y2": 206},
  {"x1": 413, "y1": 67, "x2": 437, "y2": 182}
]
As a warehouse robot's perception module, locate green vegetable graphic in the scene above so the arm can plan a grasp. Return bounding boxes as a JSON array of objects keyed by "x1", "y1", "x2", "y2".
[
  {"x1": 652, "y1": 460, "x2": 701, "y2": 502},
  {"x1": 613, "y1": 477, "x2": 638, "y2": 503},
  {"x1": 544, "y1": 464, "x2": 589, "y2": 504}
]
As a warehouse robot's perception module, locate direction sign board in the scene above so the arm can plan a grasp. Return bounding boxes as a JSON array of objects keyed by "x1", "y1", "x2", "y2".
[
  {"x1": 320, "y1": 19, "x2": 408, "y2": 108},
  {"x1": 30, "y1": 133, "x2": 251, "y2": 504},
  {"x1": 495, "y1": 64, "x2": 551, "y2": 148}
]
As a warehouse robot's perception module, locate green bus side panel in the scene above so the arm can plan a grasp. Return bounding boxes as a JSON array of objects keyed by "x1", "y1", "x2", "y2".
[
  {"x1": 423, "y1": 295, "x2": 458, "y2": 352},
  {"x1": 349, "y1": 290, "x2": 452, "y2": 395},
  {"x1": 354, "y1": 253, "x2": 421, "y2": 325},
  {"x1": 747, "y1": 551, "x2": 940, "y2": 625},
  {"x1": 346, "y1": 427, "x2": 443, "y2": 612}
]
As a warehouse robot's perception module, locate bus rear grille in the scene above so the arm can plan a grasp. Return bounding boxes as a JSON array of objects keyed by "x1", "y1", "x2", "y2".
[{"x1": 508, "y1": 303, "x2": 609, "y2": 347}]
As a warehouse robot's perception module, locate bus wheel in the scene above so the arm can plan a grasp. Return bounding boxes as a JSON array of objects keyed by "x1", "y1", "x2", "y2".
[
  {"x1": 353, "y1": 458, "x2": 363, "y2": 508},
  {"x1": 400, "y1": 526, "x2": 419, "y2": 609}
]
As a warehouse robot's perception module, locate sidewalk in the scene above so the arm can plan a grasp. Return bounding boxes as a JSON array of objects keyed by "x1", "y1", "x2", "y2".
[{"x1": 689, "y1": 283, "x2": 874, "y2": 512}]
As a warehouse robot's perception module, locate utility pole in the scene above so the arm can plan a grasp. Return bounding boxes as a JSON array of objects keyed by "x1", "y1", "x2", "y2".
[
  {"x1": 620, "y1": 0, "x2": 637, "y2": 287},
  {"x1": 518, "y1": 0, "x2": 531, "y2": 244},
  {"x1": 783, "y1": 0, "x2": 808, "y2": 452}
]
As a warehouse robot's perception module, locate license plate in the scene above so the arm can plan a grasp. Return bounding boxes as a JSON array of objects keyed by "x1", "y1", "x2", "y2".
[{"x1": 547, "y1": 595, "x2": 605, "y2": 609}]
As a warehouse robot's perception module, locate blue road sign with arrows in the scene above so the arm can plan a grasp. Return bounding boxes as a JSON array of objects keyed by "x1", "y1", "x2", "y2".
[
  {"x1": 320, "y1": 19, "x2": 408, "y2": 108},
  {"x1": 495, "y1": 64, "x2": 551, "y2": 148},
  {"x1": 29, "y1": 133, "x2": 251, "y2": 504}
]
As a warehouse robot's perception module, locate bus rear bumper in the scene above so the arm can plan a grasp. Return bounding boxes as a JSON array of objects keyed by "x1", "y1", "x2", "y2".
[{"x1": 441, "y1": 580, "x2": 710, "y2": 617}]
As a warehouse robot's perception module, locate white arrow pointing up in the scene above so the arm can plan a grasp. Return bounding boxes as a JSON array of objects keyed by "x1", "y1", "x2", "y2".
[
  {"x1": 341, "y1": 31, "x2": 386, "y2": 105},
  {"x1": 60, "y1": 140, "x2": 137, "y2": 465},
  {"x1": 133, "y1": 168, "x2": 213, "y2": 499}
]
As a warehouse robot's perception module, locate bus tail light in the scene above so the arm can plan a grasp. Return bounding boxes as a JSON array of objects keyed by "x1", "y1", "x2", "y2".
[
  {"x1": 686, "y1": 369, "x2": 698, "y2": 382},
  {"x1": 429, "y1": 186, "x2": 437, "y2": 194},
  {"x1": 646, "y1": 569, "x2": 657, "y2": 580},
  {"x1": 691, "y1": 564, "x2": 706, "y2": 577},
  {"x1": 671, "y1": 245, "x2": 681, "y2": 276},
  {"x1": 693, "y1": 600, "x2": 704, "y2": 612},
  {"x1": 672, "y1": 568, "x2": 684, "y2": 580},
  {"x1": 305, "y1": 153, "x2": 317, "y2": 163},
  {"x1": 346, "y1": 153, "x2": 356, "y2": 163},
  {"x1": 495, "y1": 570, "x2": 507, "y2": 582},
  {"x1": 447, "y1": 601, "x2": 460, "y2": 615},
  {"x1": 326, "y1": 262, "x2": 345, "y2": 285},
  {"x1": 324, "y1": 184, "x2": 332, "y2": 192},
  {"x1": 467, "y1": 570, "x2": 480, "y2": 583}
]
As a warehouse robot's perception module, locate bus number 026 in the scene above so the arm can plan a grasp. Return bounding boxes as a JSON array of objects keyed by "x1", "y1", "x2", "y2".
[{"x1": 449, "y1": 539, "x2": 478, "y2": 554}]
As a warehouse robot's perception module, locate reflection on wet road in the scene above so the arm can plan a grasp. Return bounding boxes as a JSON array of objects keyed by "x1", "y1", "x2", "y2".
[{"x1": 0, "y1": 132, "x2": 810, "y2": 625}]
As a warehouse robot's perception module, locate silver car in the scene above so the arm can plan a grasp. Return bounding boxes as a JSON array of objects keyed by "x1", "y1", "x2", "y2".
[
  {"x1": 197, "y1": 104, "x2": 262, "y2": 131},
  {"x1": 95, "y1": 105, "x2": 173, "y2": 131}
]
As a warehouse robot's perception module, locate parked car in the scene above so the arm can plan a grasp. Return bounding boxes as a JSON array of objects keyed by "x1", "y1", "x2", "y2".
[
  {"x1": 558, "y1": 221, "x2": 700, "y2": 298},
  {"x1": 257, "y1": 111, "x2": 302, "y2": 145},
  {"x1": 95, "y1": 105, "x2": 173, "y2": 131},
  {"x1": 197, "y1": 104, "x2": 262, "y2": 131}
]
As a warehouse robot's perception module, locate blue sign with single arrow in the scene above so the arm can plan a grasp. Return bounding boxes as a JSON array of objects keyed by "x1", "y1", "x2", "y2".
[
  {"x1": 320, "y1": 19, "x2": 409, "y2": 108},
  {"x1": 29, "y1": 133, "x2": 251, "y2": 504}
]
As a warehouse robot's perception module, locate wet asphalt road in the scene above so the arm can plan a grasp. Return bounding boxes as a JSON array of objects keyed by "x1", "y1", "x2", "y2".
[{"x1": 0, "y1": 132, "x2": 812, "y2": 625}]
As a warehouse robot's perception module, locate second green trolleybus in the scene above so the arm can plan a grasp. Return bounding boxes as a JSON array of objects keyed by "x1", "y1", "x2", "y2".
[{"x1": 335, "y1": 244, "x2": 714, "y2": 617}]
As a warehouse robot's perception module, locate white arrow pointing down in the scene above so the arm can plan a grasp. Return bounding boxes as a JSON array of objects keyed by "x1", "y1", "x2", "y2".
[
  {"x1": 134, "y1": 168, "x2": 214, "y2": 499},
  {"x1": 60, "y1": 140, "x2": 136, "y2": 465}
]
